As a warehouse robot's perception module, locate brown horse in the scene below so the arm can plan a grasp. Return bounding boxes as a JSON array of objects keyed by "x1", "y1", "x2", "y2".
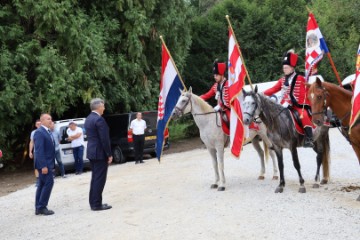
[{"x1": 307, "y1": 78, "x2": 360, "y2": 201}]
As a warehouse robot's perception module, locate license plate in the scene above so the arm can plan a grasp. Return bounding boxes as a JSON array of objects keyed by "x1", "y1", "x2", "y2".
[
  {"x1": 145, "y1": 136, "x2": 156, "y2": 140},
  {"x1": 63, "y1": 149, "x2": 73, "y2": 155}
]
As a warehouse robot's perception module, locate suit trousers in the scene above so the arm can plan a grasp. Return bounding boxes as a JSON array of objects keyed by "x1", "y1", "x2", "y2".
[
  {"x1": 133, "y1": 134, "x2": 145, "y2": 161},
  {"x1": 35, "y1": 170, "x2": 54, "y2": 210},
  {"x1": 89, "y1": 159, "x2": 108, "y2": 208}
]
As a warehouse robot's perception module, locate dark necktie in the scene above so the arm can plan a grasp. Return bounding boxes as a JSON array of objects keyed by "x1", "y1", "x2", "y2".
[{"x1": 48, "y1": 130, "x2": 55, "y2": 145}]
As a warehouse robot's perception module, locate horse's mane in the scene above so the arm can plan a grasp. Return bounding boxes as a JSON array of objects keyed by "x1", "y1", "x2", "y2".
[
  {"x1": 186, "y1": 92, "x2": 214, "y2": 113},
  {"x1": 256, "y1": 93, "x2": 294, "y2": 137},
  {"x1": 320, "y1": 81, "x2": 353, "y2": 98}
]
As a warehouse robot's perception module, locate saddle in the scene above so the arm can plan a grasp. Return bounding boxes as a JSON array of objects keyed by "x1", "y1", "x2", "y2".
[
  {"x1": 287, "y1": 107, "x2": 329, "y2": 135},
  {"x1": 288, "y1": 107, "x2": 305, "y2": 135},
  {"x1": 219, "y1": 111, "x2": 230, "y2": 136}
]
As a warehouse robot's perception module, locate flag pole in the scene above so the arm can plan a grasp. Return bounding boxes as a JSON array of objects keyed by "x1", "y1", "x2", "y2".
[
  {"x1": 226, "y1": 15, "x2": 254, "y2": 90},
  {"x1": 159, "y1": 35, "x2": 187, "y2": 90},
  {"x1": 327, "y1": 52, "x2": 343, "y2": 87},
  {"x1": 305, "y1": 7, "x2": 343, "y2": 87}
]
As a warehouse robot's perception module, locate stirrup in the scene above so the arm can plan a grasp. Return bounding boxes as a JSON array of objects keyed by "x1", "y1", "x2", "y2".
[{"x1": 304, "y1": 139, "x2": 314, "y2": 148}]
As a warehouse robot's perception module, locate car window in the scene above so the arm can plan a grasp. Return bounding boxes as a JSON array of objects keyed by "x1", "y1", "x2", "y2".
[
  {"x1": 59, "y1": 124, "x2": 87, "y2": 144},
  {"x1": 105, "y1": 114, "x2": 129, "y2": 138},
  {"x1": 130, "y1": 112, "x2": 157, "y2": 129}
]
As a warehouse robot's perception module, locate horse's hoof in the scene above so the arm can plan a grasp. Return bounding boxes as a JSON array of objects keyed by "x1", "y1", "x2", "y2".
[
  {"x1": 313, "y1": 183, "x2": 320, "y2": 189},
  {"x1": 275, "y1": 187, "x2": 283, "y2": 193},
  {"x1": 258, "y1": 176, "x2": 265, "y2": 180},
  {"x1": 320, "y1": 179, "x2": 328, "y2": 185},
  {"x1": 217, "y1": 187, "x2": 225, "y2": 191},
  {"x1": 357, "y1": 195, "x2": 360, "y2": 201},
  {"x1": 210, "y1": 184, "x2": 218, "y2": 189},
  {"x1": 272, "y1": 176, "x2": 279, "y2": 180},
  {"x1": 299, "y1": 187, "x2": 306, "y2": 193}
]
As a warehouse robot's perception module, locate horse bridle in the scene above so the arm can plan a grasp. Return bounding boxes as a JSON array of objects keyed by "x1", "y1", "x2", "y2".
[
  {"x1": 174, "y1": 93, "x2": 193, "y2": 116},
  {"x1": 243, "y1": 98, "x2": 258, "y2": 119},
  {"x1": 174, "y1": 93, "x2": 218, "y2": 116},
  {"x1": 243, "y1": 93, "x2": 265, "y2": 123},
  {"x1": 310, "y1": 86, "x2": 328, "y2": 116}
]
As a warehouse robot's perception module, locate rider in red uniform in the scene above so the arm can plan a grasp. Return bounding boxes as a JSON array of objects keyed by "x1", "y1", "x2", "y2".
[
  {"x1": 200, "y1": 60, "x2": 230, "y2": 135},
  {"x1": 263, "y1": 50, "x2": 314, "y2": 148}
]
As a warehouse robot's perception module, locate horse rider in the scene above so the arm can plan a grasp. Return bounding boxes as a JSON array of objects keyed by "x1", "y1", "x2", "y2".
[
  {"x1": 200, "y1": 59, "x2": 230, "y2": 135},
  {"x1": 263, "y1": 49, "x2": 314, "y2": 148}
]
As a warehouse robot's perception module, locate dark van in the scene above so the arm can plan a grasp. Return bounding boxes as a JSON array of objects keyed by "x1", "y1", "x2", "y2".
[{"x1": 104, "y1": 111, "x2": 169, "y2": 163}]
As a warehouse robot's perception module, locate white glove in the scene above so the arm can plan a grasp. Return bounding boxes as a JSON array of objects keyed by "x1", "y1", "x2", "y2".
[
  {"x1": 282, "y1": 102, "x2": 289, "y2": 108},
  {"x1": 214, "y1": 105, "x2": 221, "y2": 112}
]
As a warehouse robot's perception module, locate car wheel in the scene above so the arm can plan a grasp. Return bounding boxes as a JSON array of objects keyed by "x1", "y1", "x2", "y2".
[{"x1": 113, "y1": 146, "x2": 126, "y2": 164}]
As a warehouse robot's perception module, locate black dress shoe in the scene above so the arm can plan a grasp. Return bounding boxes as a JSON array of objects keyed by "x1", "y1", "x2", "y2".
[
  {"x1": 36, "y1": 208, "x2": 55, "y2": 216},
  {"x1": 91, "y1": 204, "x2": 112, "y2": 211},
  {"x1": 140, "y1": 160, "x2": 144, "y2": 164}
]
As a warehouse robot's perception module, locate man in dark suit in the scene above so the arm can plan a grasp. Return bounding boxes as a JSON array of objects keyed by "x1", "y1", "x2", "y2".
[
  {"x1": 84, "y1": 98, "x2": 113, "y2": 211},
  {"x1": 34, "y1": 113, "x2": 56, "y2": 216}
]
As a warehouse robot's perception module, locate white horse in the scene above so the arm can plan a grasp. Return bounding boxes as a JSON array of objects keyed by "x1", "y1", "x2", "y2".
[
  {"x1": 172, "y1": 88, "x2": 228, "y2": 191},
  {"x1": 244, "y1": 122, "x2": 279, "y2": 180},
  {"x1": 171, "y1": 88, "x2": 278, "y2": 191}
]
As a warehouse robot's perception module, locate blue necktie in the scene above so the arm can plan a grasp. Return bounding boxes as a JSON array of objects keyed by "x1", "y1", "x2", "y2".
[{"x1": 48, "y1": 130, "x2": 55, "y2": 145}]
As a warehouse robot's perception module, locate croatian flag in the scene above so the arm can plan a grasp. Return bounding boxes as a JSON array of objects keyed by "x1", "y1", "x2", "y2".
[
  {"x1": 350, "y1": 44, "x2": 360, "y2": 129},
  {"x1": 305, "y1": 13, "x2": 330, "y2": 81},
  {"x1": 228, "y1": 27, "x2": 246, "y2": 158},
  {"x1": 156, "y1": 44, "x2": 185, "y2": 161}
]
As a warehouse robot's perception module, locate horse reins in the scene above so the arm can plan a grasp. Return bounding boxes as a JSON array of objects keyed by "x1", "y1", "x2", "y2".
[{"x1": 310, "y1": 86, "x2": 328, "y2": 116}]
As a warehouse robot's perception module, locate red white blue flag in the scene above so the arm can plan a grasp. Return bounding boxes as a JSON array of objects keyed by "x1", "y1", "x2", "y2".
[
  {"x1": 350, "y1": 44, "x2": 360, "y2": 129},
  {"x1": 228, "y1": 27, "x2": 246, "y2": 158},
  {"x1": 156, "y1": 43, "x2": 185, "y2": 161},
  {"x1": 305, "y1": 13, "x2": 330, "y2": 81}
]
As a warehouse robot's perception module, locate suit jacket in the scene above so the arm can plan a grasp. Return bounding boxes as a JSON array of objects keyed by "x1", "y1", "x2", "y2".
[
  {"x1": 34, "y1": 126, "x2": 55, "y2": 170},
  {"x1": 85, "y1": 112, "x2": 112, "y2": 160}
]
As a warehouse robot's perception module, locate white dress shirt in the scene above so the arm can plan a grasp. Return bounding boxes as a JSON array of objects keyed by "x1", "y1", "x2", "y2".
[{"x1": 130, "y1": 119, "x2": 146, "y2": 135}]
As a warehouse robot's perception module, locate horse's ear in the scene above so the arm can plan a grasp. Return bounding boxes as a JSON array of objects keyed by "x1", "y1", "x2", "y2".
[
  {"x1": 242, "y1": 88, "x2": 246, "y2": 96},
  {"x1": 254, "y1": 85, "x2": 258, "y2": 93},
  {"x1": 188, "y1": 86, "x2": 192, "y2": 94},
  {"x1": 315, "y1": 77, "x2": 323, "y2": 87}
]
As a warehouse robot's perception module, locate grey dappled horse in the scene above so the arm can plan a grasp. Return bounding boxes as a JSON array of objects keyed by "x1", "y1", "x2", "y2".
[
  {"x1": 242, "y1": 86, "x2": 330, "y2": 193},
  {"x1": 171, "y1": 87, "x2": 278, "y2": 191}
]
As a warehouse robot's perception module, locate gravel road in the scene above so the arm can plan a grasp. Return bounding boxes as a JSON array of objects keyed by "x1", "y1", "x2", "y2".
[{"x1": 0, "y1": 128, "x2": 359, "y2": 240}]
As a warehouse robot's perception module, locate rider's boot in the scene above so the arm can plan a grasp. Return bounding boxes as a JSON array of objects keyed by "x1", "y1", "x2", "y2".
[{"x1": 304, "y1": 127, "x2": 314, "y2": 148}]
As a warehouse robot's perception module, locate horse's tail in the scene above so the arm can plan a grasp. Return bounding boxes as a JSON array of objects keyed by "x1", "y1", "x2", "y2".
[
  {"x1": 262, "y1": 139, "x2": 269, "y2": 164},
  {"x1": 322, "y1": 131, "x2": 331, "y2": 182}
]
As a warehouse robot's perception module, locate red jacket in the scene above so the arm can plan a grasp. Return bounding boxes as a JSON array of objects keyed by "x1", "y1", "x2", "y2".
[
  {"x1": 200, "y1": 80, "x2": 230, "y2": 110},
  {"x1": 264, "y1": 73, "x2": 310, "y2": 107},
  {"x1": 264, "y1": 72, "x2": 313, "y2": 128}
]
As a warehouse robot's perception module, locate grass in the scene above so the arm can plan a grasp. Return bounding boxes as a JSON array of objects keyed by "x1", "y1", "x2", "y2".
[{"x1": 168, "y1": 120, "x2": 196, "y2": 141}]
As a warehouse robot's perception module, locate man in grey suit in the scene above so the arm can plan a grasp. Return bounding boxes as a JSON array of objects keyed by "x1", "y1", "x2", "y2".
[
  {"x1": 84, "y1": 98, "x2": 113, "y2": 211},
  {"x1": 34, "y1": 113, "x2": 56, "y2": 216}
]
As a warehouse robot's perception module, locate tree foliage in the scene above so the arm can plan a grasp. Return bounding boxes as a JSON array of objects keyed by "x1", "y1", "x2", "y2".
[
  {"x1": 0, "y1": 0, "x2": 359, "y2": 166},
  {"x1": 185, "y1": 0, "x2": 360, "y2": 93},
  {"x1": 0, "y1": 0, "x2": 193, "y2": 164}
]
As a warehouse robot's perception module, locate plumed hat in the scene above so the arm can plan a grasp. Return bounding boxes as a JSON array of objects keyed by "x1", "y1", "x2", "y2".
[
  {"x1": 282, "y1": 49, "x2": 298, "y2": 67},
  {"x1": 213, "y1": 59, "x2": 226, "y2": 75}
]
